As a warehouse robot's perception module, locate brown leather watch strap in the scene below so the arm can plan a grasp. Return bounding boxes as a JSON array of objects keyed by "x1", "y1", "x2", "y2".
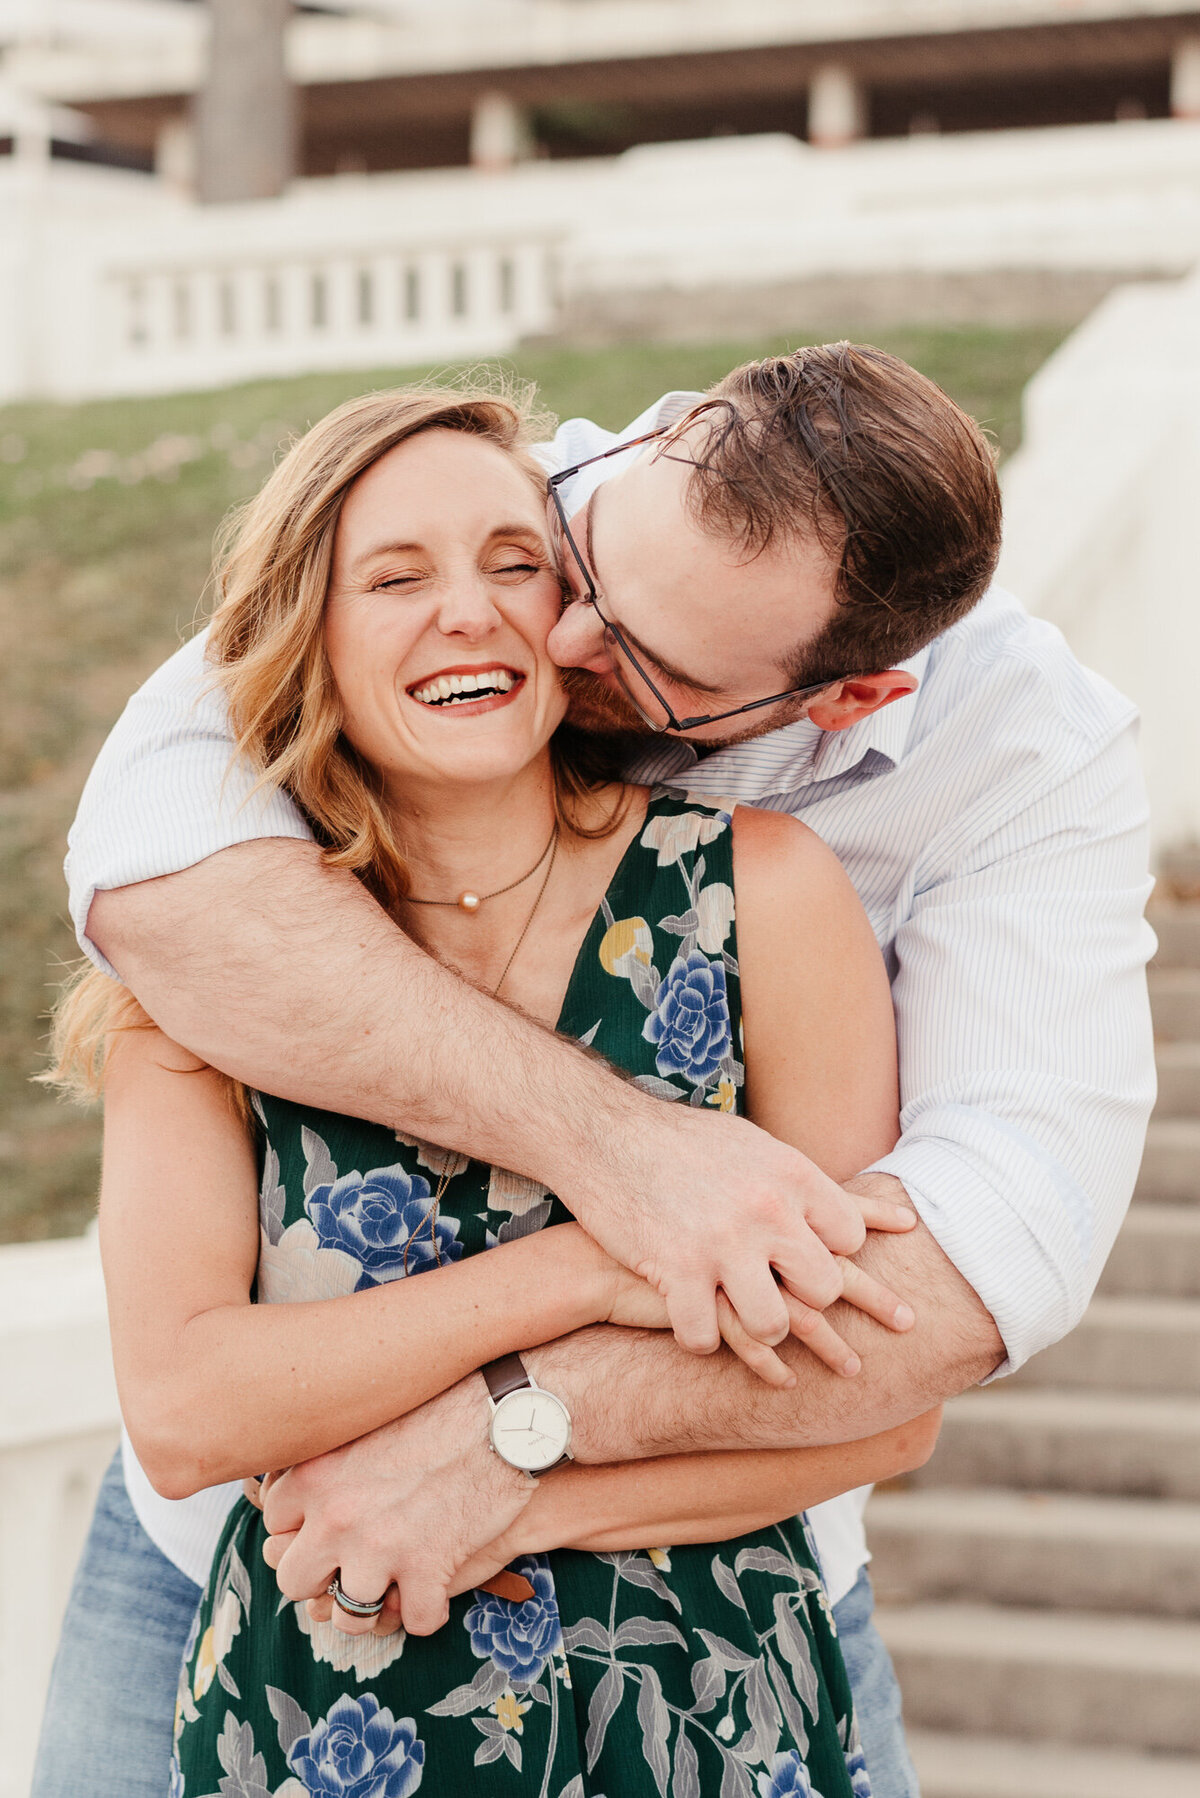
[{"x1": 481, "y1": 1352, "x2": 529, "y2": 1403}]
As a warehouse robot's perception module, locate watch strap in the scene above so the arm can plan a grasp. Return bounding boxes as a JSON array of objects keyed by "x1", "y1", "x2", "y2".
[{"x1": 481, "y1": 1352, "x2": 530, "y2": 1404}]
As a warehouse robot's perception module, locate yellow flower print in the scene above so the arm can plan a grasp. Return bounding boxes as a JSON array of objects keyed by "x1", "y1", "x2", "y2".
[
  {"x1": 192, "y1": 1590, "x2": 242, "y2": 1701},
  {"x1": 707, "y1": 1079, "x2": 737, "y2": 1113},
  {"x1": 647, "y1": 1547, "x2": 673, "y2": 1571},
  {"x1": 192, "y1": 1627, "x2": 217, "y2": 1700},
  {"x1": 494, "y1": 1690, "x2": 531, "y2": 1734},
  {"x1": 696, "y1": 881, "x2": 735, "y2": 954},
  {"x1": 816, "y1": 1584, "x2": 838, "y2": 1636},
  {"x1": 640, "y1": 811, "x2": 726, "y2": 868},
  {"x1": 599, "y1": 916, "x2": 653, "y2": 980}
]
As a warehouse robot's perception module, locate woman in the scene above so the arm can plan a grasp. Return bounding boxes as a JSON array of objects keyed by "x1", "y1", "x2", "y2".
[{"x1": 53, "y1": 385, "x2": 935, "y2": 1798}]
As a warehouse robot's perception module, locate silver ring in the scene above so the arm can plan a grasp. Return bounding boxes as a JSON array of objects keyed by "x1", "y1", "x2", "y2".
[{"x1": 327, "y1": 1575, "x2": 386, "y2": 1619}]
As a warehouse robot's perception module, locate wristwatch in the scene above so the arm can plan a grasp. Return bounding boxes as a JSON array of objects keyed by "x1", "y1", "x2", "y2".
[{"x1": 481, "y1": 1353, "x2": 573, "y2": 1474}]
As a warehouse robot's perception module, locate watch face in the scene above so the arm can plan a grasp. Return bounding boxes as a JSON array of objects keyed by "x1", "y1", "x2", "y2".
[{"x1": 490, "y1": 1387, "x2": 572, "y2": 1472}]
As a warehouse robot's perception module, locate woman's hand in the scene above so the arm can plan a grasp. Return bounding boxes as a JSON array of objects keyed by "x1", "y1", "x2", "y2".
[
  {"x1": 602, "y1": 1182, "x2": 917, "y2": 1388},
  {"x1": 603, "y1": 1260, "x2": 795, "y2": 1388}
]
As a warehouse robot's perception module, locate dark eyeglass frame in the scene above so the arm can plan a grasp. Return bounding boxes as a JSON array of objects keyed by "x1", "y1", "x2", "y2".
[{"x1": 547, "y1": 414, "x2": 844, "y2": 735}]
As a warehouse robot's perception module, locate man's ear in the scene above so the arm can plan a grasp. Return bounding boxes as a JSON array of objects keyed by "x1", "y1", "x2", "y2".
[{"x1": 807, "y1": 670, "x2": 919, "y2": 734}]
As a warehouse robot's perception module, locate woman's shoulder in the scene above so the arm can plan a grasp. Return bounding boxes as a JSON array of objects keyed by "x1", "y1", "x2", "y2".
[
  {"x1": 729, "y1": 800, "x2": 839, "y2": 874},
  {"x1": 729, "y1": 802, "x2": 864, "y2": 935}
]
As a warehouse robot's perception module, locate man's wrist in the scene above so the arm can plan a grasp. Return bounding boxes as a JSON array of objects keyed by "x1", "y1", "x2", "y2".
[{"x1": 522, "y1": 1327, "x2": 660, "y2": 1466}]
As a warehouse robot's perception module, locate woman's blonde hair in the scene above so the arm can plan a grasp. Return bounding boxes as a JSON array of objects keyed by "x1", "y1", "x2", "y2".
[{"x1": 47, "y1": 380, "x2": 623, "y2": 1099}]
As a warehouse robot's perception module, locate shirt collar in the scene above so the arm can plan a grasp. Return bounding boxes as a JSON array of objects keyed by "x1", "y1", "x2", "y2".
[{"x1": 626, "y1": 645, "x2": 929, "y2": 802}]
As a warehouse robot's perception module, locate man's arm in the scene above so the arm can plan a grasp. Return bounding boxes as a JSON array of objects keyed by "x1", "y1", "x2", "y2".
[
  {"x1": 88, "y1": 841, "x2": 904, "y2": 1355},
  {"x1": 264, "y1": 1176, "x2": 999, "y2": 1632},
  {"x1": 864, "y1": 724, "x2": 1156, "y2": 1374},
  {"x1": 529, "y1": 1177, "x2": 1001, "y2": 1463},
  {"x1": 300, "y1": 1409, "x2": 944, "y2": 1639}
]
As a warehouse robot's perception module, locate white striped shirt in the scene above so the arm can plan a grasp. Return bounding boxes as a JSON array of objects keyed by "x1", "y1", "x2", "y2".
[{"x1": 65, "y1": 395, "x2": 1156, "y2": 1603}]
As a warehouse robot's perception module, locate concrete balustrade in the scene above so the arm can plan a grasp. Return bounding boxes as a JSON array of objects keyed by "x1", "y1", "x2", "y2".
[
  {"x1": 0, "y1": 1235, "x2": 119, "y2": 1798},
  {"x1": 6, "y1": 113, "x2": 1200, "y2": 403},
  {"x1": 998, "y1": 262, "x2": 1200, "y2": 848}
]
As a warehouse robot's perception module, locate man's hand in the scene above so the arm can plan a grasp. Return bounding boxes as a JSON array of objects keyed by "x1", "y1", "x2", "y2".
[{"x1": 261, "y1": 1375, "x2": 534, "y2": 1638}]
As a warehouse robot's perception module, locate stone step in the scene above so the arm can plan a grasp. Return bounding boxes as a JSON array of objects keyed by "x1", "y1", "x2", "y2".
[
  {"x1": 1150, "y1": 966, "x2": 1200, "y2": 1040},
  {"x1": 1010, "y1": 1294, "x2": 1200, "y2": 1392},
  {"x1": 1134, "y1": 1117, "x2": 1200, "y2": 1203},
  {"x1": 911, "y1": 1388, "x2": 1200, "y2": 1499},
  {"x1": 1099, "y1": 1204, "x2": 1200, "y2": 1295},
  {"x1": 1156, "y1": 1041, "x2": 1200, "y2": 1115},
  {"x1": 907, "y1": 1729, "x2": 1200, "y2": 1798},
  {"x1": 1152, "y1": 900, "x2": 1200, "y2": 968},
  {"x1": 1159, "y1": 846, "x2": 1200, "y2": 902},
  {"x1": 868, "y1": 1487, "x2": 1200, "y2": 1616},
  {"x1": 876, "y1": 1602, "x2": 1200, "y2": 1753}
]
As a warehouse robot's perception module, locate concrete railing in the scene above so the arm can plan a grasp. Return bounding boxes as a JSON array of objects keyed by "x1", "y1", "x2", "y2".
[
  {"x1": 0, "y1": 1234, "x2": 118, "y2": 1798},
  {"x1": 6, "y1": 114, "x2": 1200, "y2": 401},
  {"x1": 0, "y1": 150, "x2": 560, "y2": 401},
  {"x1": 998, "y1": 261, "x2": 1200, "y2": 849}
]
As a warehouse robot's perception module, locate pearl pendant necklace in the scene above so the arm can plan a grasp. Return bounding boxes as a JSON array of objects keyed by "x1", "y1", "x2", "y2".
[{"x1": 406, "y1": 821, "x2": 559, "y2": 913}]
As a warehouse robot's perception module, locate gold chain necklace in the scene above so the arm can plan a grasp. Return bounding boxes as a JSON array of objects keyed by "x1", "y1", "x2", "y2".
[
  {"x1": 405, "y1": 820, "x2": 559, "y2": 914},
  {"x1": 402, "y1": 824, "x2": 561, "y2": 1274}
]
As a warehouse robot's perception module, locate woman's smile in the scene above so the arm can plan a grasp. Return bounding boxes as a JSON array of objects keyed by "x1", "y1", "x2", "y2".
[{"x1": 406, "y1": 662, "x2": 525, "y2": 716}]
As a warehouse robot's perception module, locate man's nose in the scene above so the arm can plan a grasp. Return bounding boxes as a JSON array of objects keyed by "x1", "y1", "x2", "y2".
[{"x1": 547, "y1": 597, "x2": 610, "y2": 671}]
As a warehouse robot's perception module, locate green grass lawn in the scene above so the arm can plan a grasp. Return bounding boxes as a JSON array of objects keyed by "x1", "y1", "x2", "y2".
[{"x1": 0, "y1": 321, "x2": 1065, "y2": 1242}]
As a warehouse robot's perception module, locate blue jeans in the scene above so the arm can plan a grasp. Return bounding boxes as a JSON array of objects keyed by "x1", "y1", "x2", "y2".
[
  {"x1": 834, "y1": 1566, "x2": 920, "y2": 1798},
  {"x1": 32, "y1": 1453, "x2": 918, "y2": 1798}
]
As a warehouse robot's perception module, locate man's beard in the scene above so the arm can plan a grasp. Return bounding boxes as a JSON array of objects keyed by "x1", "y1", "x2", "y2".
[
  {"x1": 559, "y1": 667, "x2": 807, "y2": 756},
  {"x1": 560, "y1": 668, "x2": 655, "y2": 742}
]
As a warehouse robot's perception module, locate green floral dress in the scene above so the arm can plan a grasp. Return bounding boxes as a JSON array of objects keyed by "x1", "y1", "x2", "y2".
[{"x1": 172, "y1": 791, "x2": 871, "y2": 1798}]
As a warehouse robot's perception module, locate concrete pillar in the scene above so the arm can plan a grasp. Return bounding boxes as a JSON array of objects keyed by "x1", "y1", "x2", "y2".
[
  {"x1": 155, "y1": 113, "x2": 196, "y2": 194},
  {"x1": 808, "y1": 63, "x2": 866, "y2": 148},
  {"x1": 195, "y1": 0, "x2": 296, "y2": 204},
  {"x1": 1171, "y1": 38, "x2": 1200, "y2": 120},
  {"x1": 470, "y1": 90, "x2": 531, "y2": 172}
]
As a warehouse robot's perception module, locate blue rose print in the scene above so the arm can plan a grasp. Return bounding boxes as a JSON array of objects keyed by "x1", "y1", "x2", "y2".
[
  {"x1": 287, "y1": 1694, "x2": 424, "y2": 1797},
  {"x1": 845, "y1": 1746, "x2": 872, "y2": 1796},
  {"x1": 306, "y1": 1165, "x2": 462, "y2": 1288},
  {"x1": 465, "y1": 1555, "x2": 563, "y2": 1685},
  {"x1": 642, "y1": 950, "x2": 731, "y2": 1086},
  {"x1": 757, "y1": 1750, "x2": 818, "y2": 1798}
]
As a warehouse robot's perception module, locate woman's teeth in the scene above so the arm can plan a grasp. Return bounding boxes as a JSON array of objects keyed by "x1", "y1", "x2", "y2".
[{"x1": 412, "y1": 670, "x2": 519, "y2": 708}]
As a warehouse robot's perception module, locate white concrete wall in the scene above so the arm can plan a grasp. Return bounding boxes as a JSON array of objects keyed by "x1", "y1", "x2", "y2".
[
  {"x1": 998, "y1": 265, "x2": 1200, "y2": 850},
  {"x1": 5, "y1": 114, "x2": 1200, "y2": 403},
  {"x1": 0, "y1": 1235, "x2": 119, "y2": 1798},
  {"x1": 11, "y1": 0, "x2": 1200, "y2": 102}
]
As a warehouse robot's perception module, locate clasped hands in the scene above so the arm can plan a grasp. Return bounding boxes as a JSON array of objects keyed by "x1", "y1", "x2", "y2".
[{"x1": 251, "y1": 1180, "x2": 917, "y2": 1639}]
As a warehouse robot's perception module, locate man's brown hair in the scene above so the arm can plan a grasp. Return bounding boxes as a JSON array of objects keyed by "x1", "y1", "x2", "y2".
[{"x1": 691, "y1": 342, "x2": 1003, "y2": 682}]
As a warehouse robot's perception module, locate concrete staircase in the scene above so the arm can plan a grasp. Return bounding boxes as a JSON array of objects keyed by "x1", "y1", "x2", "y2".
[{"x1": 870, "y1": 862, "x2": 1200, "y2": 1798}]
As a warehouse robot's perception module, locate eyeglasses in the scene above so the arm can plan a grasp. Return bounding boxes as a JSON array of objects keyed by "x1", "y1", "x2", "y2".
[{"x1": 547, "y1": 413, "x2": 843, "y2": 735}]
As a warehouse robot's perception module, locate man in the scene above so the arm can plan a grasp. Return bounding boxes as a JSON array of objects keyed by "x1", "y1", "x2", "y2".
[{"x1": 36, "y1": 344, "x2": 1155, "y2": 1798}]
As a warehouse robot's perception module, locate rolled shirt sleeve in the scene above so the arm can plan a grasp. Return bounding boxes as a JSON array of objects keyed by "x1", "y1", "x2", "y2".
[
  {"x1": 65, "y1": 631, "x2": 312, "y2": 976},
  {"x1": 866, "y1": 724, "x2": 1157, "y2": 1375}
]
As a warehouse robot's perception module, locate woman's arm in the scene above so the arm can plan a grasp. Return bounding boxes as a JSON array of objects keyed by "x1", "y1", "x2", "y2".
[
  {"x1": 481, "y1": 1410, "x2": 941, "y2": 1567},
  {"x1": 732, "y1": 803, "x2": 899, "y2": 1182},
  {"x1": 99, "y1": 1027, "x2": 618, "y2": 1500}
]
